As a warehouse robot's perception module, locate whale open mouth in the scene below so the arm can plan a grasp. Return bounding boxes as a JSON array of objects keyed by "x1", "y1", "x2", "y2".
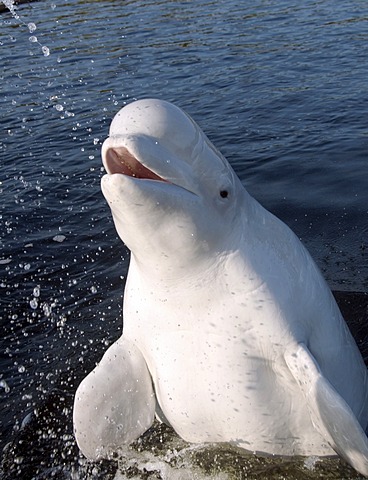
[{"x1": 104, "y1": 147, "x2": 167, "y2": 182}]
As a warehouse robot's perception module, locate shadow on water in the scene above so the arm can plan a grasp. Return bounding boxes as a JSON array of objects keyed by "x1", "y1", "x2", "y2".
[{"x1": 1, "y1": 291, "x2": 367, "y2": 480}]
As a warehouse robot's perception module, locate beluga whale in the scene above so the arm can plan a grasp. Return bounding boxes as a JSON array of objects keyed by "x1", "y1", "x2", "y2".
[{"x1": 73, "y1": 99, "x2": 368, "y2": 476}]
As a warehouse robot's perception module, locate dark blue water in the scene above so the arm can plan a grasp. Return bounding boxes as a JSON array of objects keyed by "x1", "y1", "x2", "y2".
[{"x1": 0, "y1": 0, "x2": 367, "y2": 478}]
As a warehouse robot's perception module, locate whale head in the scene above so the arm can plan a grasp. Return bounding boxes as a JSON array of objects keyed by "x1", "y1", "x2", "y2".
[{"x1": 101, "y1": 99, "x2": 248, "y2": 273}]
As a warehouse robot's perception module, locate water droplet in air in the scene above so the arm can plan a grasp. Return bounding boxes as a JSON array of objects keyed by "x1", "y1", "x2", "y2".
[
  {"x1": 28, "y1": 22, "x2": 37, "y2": 33},
  {"x1": 0, "y1": 258, "x2": 11, "y2": 265},
  {"x1": 33, "y1": 286, "x2": 40, "y2": 297},
  {"x1": 30, "y1": 298, "x2": 38, "y2": 309},
  {"x1": 3, "y1": 0, "x2": 19, "y2": 18},
  {"x1": 0, "y1": 380, "x2": 10, "y2": 393},
  {"x1": 53, "y1": 234, "x2": 66, "y2": 242},
  {"x1": 18, "y1": 365, "x2": 25, "y2": 373},
  {"x1": 43, "y1": 303, "x2": 52, "y2": 316}
]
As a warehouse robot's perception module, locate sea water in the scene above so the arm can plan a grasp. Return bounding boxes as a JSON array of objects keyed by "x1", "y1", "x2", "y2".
[{"x1": 0, "y1": 0, "x2": 367, "y2": 478}]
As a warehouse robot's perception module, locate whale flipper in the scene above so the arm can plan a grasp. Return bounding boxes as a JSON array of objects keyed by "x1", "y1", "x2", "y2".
[
  {"x1": 73, "y1": 337, "x2": 155, "y2": 460},
  {"x1": 285, "y1": 343, "x2": 368, "y2": 476}
]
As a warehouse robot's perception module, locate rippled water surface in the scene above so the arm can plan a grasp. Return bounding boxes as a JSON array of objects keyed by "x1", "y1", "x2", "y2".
[{"x1": 1, "y1": 0, "x2": 368, "y2": 478}]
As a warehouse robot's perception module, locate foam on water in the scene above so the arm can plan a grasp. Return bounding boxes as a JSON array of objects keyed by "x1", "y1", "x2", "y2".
[{"x1": 112, "y1": 448, "x2": 230, "y2": 480}]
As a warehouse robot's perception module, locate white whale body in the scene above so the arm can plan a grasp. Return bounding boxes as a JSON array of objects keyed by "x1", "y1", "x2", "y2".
[{"x1": 73, "y1": 99, "x2": 368, "y2": 476}]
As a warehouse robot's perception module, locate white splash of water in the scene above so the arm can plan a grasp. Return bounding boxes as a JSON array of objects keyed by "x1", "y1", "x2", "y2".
[
  {"x1": 109, "y1": 442, "x2": 233, "y2": 480},
  {"x1": 2, "y1": 0, "x2": 18, "y2": 18},
  {"x1": 304, "y1": 455, "x2": 319, "y2": 471},
  {"x1": 3, "y1": 0, "x2": 51, "y2": 56}
]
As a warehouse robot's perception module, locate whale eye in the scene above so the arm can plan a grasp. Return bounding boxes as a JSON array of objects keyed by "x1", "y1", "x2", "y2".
[{"x1": 220, "y1": 190, "x2": 229, "y2": 198}]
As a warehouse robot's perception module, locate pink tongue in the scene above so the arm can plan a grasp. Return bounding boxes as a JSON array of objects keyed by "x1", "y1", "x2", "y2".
[{"x1": 105, "y1": 147, "x2": 166, "y2": 181}]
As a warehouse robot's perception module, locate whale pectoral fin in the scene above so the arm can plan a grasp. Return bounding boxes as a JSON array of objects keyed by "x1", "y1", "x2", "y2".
[
  {"x1": 285, "y1": 343, "x2": 368, "y2": 476},
  {"x1": 73, "y1": 336, "x2": 156, "y2": 460}
]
